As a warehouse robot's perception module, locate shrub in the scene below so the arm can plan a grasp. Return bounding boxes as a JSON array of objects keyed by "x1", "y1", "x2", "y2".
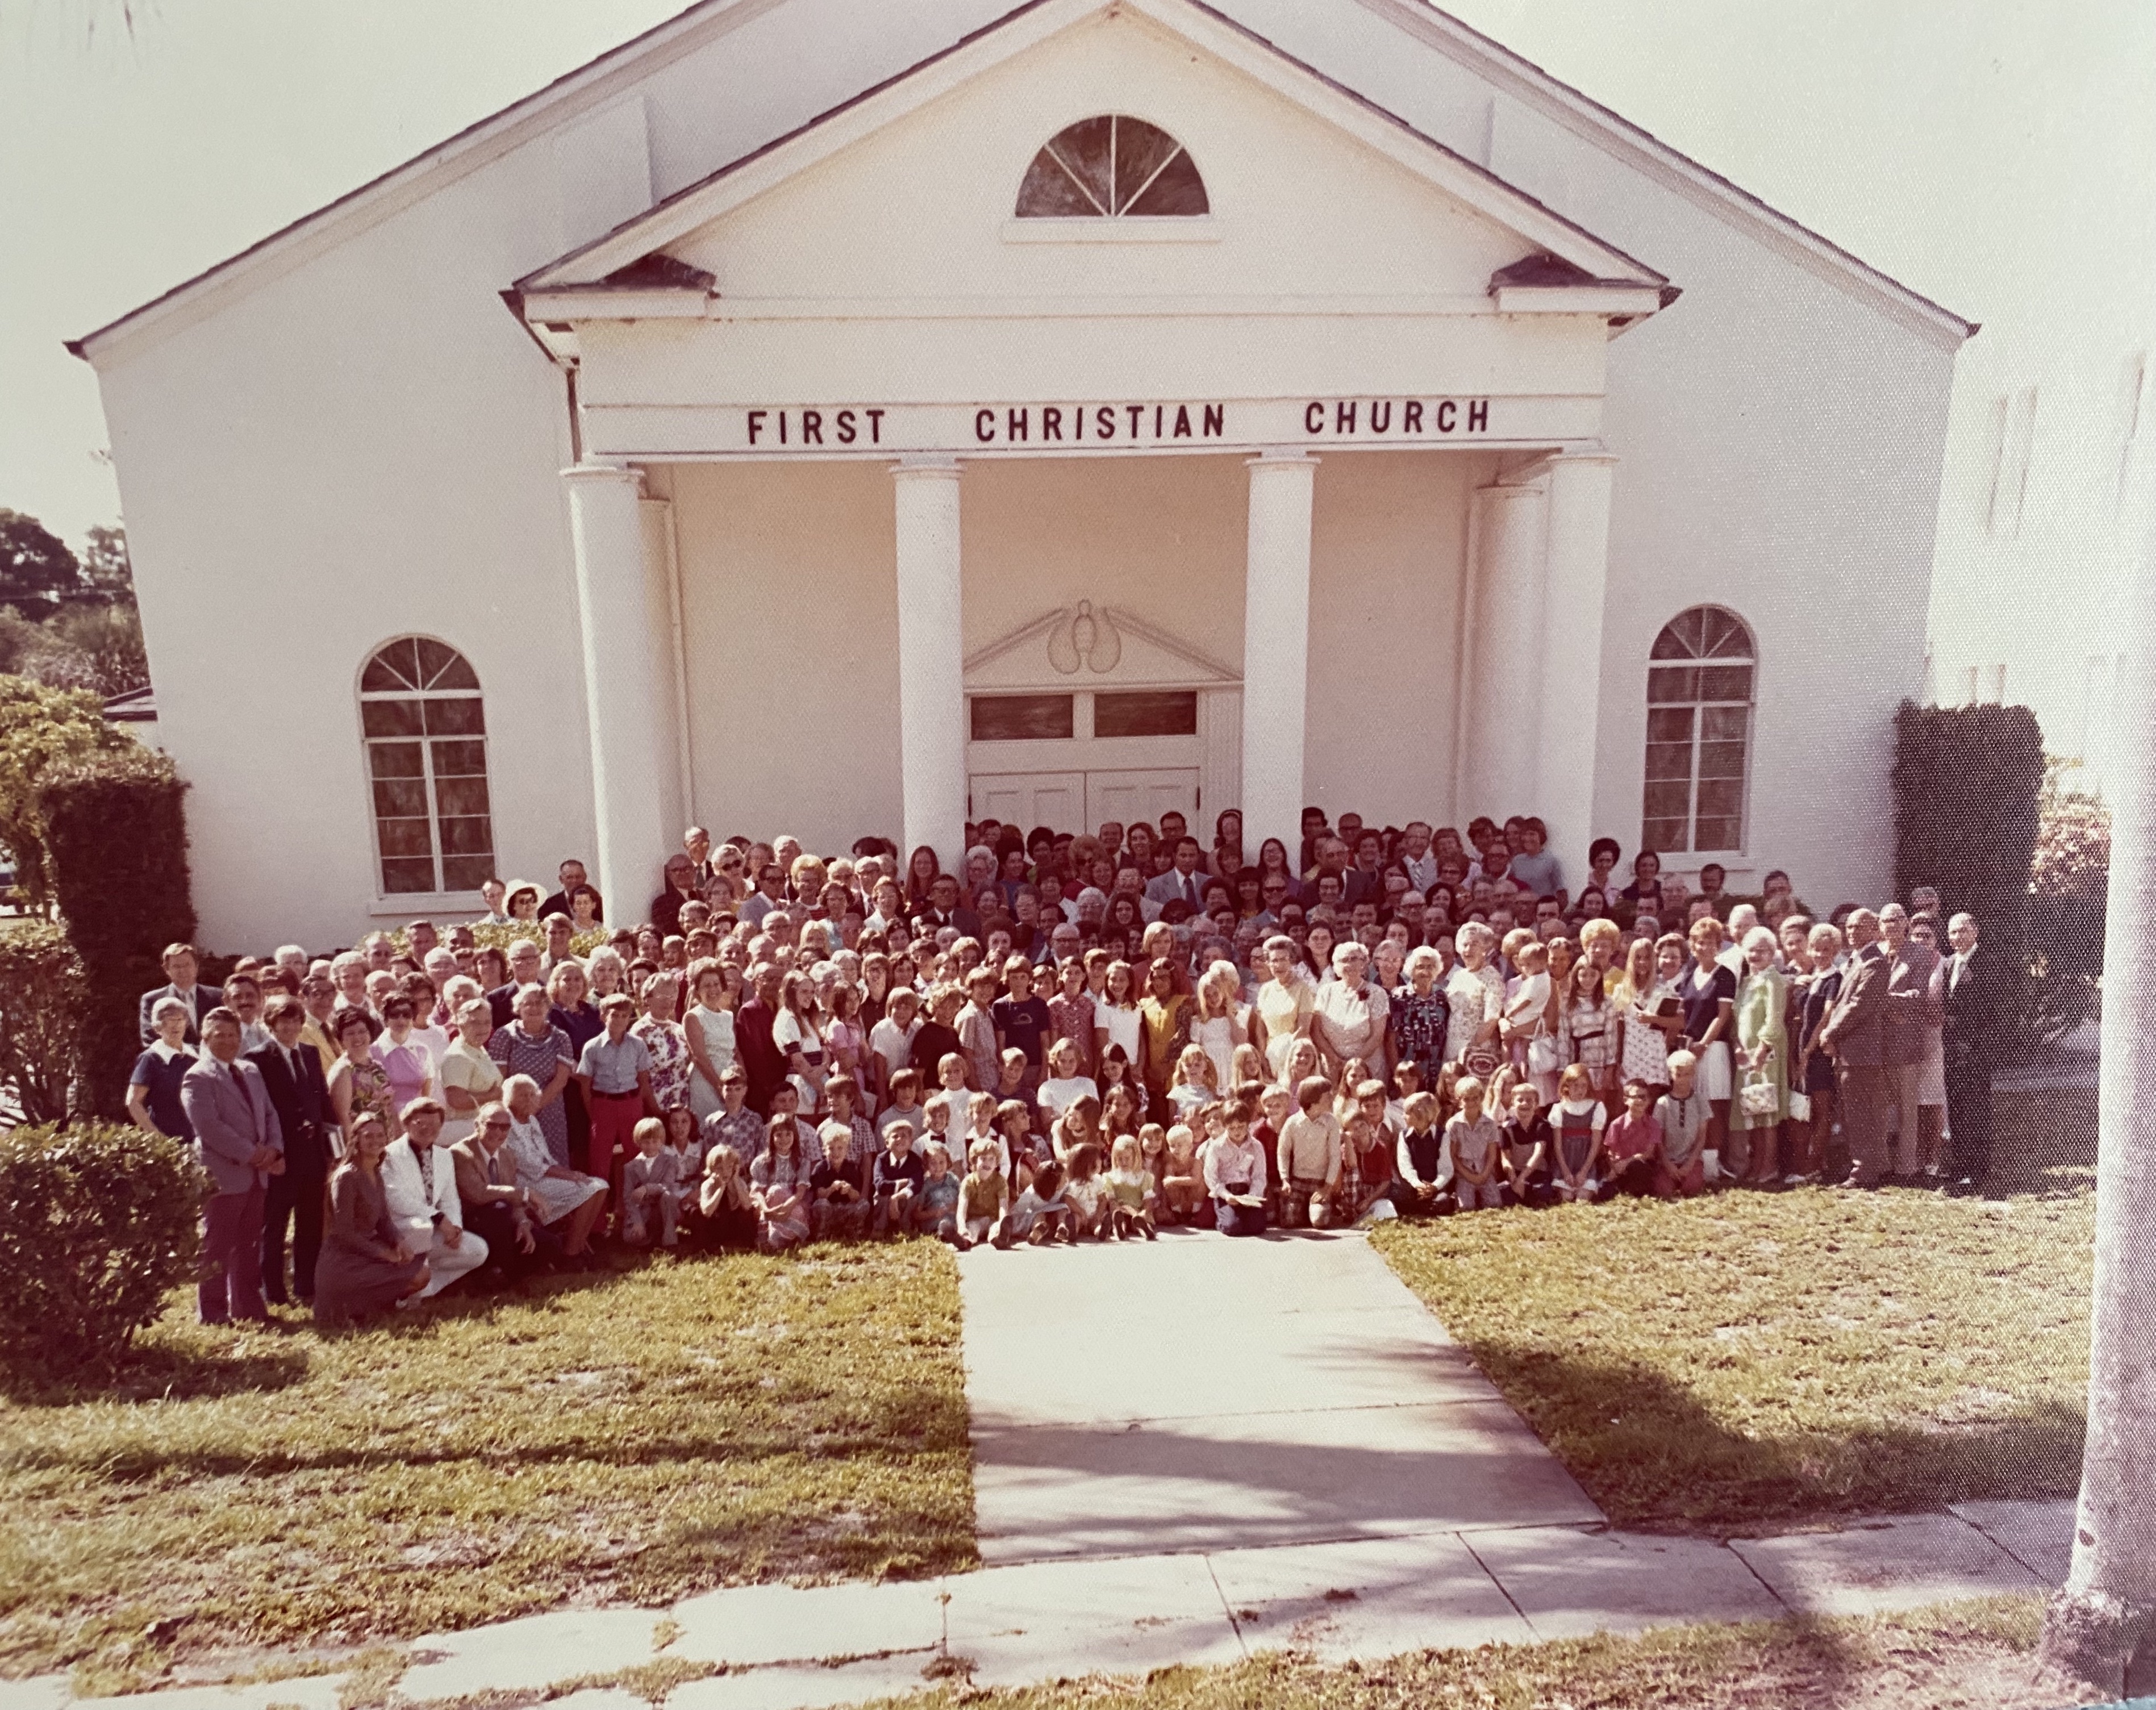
[
  {"x1": 0, "y1": 1121, "x2": 203, "y2": 1384},
  {"x1": 0, "y1": 674, "x2": 129, "y2": 912},
  {"x1": 2024, "y1": 762, "x2": 2109, "y2": 1047},
  {"x1": 0, "y1": 921, "x2": 90, "y2": 1124},
  {"x1": 37, "y1": 748, "x2": 195, "y2": 1119}
]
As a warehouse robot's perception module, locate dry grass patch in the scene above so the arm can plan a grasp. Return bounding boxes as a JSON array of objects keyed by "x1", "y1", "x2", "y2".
[{"x1": 0, "y1": 1242, "x2": 972, "y2": 1691}]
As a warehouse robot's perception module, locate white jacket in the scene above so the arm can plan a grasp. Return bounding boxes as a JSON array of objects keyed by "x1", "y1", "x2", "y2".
[{"x1": 382, "y1": 1135, "x2": 465, "y2": 1242}]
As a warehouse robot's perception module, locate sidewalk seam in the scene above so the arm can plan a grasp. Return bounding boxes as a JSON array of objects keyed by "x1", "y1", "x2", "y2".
[
  {"x1": 1457, "y1": 1530, "x2": 1533, "y2": 1633},
  {"x1": 1203, "y1": 1555, "x2": 1251, "y2": 1658}
]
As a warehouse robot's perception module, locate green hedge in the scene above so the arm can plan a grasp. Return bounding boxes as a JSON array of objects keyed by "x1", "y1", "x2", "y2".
[
  {"x1": 0, "y1": 1121, "x2": 203, "y2": 1386},
  {"x1": 0, "y1": 674, "x2": 129, "y2": 912},
  {"x1": 1891, "y1": 701, "x2": 2045, "y2": 926},
  {"x1": 37, "y1": 749, "x2": 195, "y2": 1119},
  {"x1": 0, "y1": 921, "x2": 89, "y2": 1125}
]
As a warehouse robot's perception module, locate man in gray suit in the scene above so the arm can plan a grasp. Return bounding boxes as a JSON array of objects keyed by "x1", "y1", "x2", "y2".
[
  {"x1": 139, "y1": 941, "x2": 212, "y2": 1046},
  {"x1": 1144, "y1": 837, "x2": 1210, "y2": 916},
  {"x1": 1816, "y1": 909, "x2": 1892, "y2": 1187},
  {"x1": 1878, "y1": 902, "x2": 1943, "y2": 1179},
  {"x1": 179, "y1": 1007, "x2": 285, "y2": 1324}
]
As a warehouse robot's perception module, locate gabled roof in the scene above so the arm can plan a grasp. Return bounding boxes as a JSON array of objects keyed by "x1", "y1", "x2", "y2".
[
  {"x1": 68, "y1": 0, "x2": 1972, "y2": 365},
  {"x1": 515, "y1": 0, "x2": 1666, "y2": 295}
]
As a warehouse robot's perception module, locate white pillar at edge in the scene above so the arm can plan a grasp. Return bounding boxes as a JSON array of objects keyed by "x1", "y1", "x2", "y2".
[
  {"x1": 1462, "y1": 480, "x2": 1549, "y2": 823},
  {"x1": 1534, "y1": 452, "x2": 1619, "y2": 872},
  {"x1": 892, "y1": 458, "x2": 968, "y2": 873},
  {"x1": 564, "y1": 459, "x2": 675, "y2": 924},
  {"x1": 1239, "y1": 449, "x2": 1319, "y2": 867}
]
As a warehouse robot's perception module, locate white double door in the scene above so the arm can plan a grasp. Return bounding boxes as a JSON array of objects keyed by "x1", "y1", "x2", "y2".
[{"x1": 970, "y1": 767, "x2": 1199, "y2": 835}]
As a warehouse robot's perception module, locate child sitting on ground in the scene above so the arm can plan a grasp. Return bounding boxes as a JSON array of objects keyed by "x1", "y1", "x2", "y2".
[
  {"x1": 913, "y1": 1138, "x2": 963, "y2": 1242},
  {"x1": 1499, "y1": 1083, "x2": 1554, "y2": 1208},
  {"x1": 1600, "y1": 1079, "x2": 1666, "y2": 1200},
  {"x1": 1002, "y1": 1157, "x2": 1071, "y2": 1246},
  {"x1": 997, "y1": 1097, "x2": 1041, "y2": 1190},
  {"x1": 878, "y1": 1066, "x2": 928, "y2": 1142},
  {"x1": 871, "y1": 1119, "x2": 925, "y2": 1237},
  {"x1": 1389, "y1": 1090, "x2": 1453, "y2": 1217},
  {"x1": 811, "y1": 1121, "x2": 872, "y2": 1239},
  {"x1": 1060, "y1": 1141, "x2": 1113, "y2": 1240},
  {"x1": 1166, "y1": 1044, "x2": 1219, "y2": 1120},
  {"x1": 1105, "y1": 1132, "x2": 1158, "y2": 1240},
  {"x1": 622, "y1": 1116, "x2": 688, "y2": 1246},
  {"x1": 960, "y1": 1138, "x2": 1008, "y2": 1249},
  {"x1": 1160, "y1": 1123, "x2": 1208, "y2": 1225},
  {"x1": 1137, "y1": 1121, "x2": 1171, "y2": 1197},
  {"x1": 1445, "y1": 1077, "x2": 1504, "y2": 1211},
  {"x1": 1549, "y1": 1063, "x2": 1607, "y2": 1204}
]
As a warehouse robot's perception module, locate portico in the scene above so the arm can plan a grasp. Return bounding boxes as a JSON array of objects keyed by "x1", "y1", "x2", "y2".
[{"x1": 524, "y1": 0, "x2": 1658, "y2": 908}]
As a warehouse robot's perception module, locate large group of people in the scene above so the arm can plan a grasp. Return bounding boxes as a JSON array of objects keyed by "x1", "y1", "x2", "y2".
[{"x1": 128, "y1": 806, "x2": 2004, "y2": 1328}]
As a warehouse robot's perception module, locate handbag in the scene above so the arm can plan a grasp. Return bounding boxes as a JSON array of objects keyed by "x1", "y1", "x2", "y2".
[
  {"x1": 1739, "y1": 1069, "x2": 1781, "y2": 1118},
  {"x1": 1527, "y1": 1032, "x2": 1561, "y2": 1077},
  {"x1": 1463, "y1": 1045, "x2": 1501, "y2": 1081},
  {"x1": 1787, "y1": 1090, "x2": 1813, "y2": 1122}
]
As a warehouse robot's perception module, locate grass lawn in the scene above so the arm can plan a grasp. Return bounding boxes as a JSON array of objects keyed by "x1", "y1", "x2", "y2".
[
  {"x1": 875, "y1": 1596, "x2": 2096, "y2": 1710},
  {"x1": 1373, "y1": 1092, "x2": 2095, "y2": 1529},
  {"x1": 0, "y1": 1242, "x2": 973, "y2": 1692}
]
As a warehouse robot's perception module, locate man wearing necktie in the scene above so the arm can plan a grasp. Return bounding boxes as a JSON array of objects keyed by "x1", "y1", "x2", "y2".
[
  {"x1": 180, "y1": 1007, "x2": 285, "y2": 1324},
  {"x1": 248, "y1": 994, "x2": 333, "y2": 1306},
  {"x1": 1144, "y1": 836, "x2": 1210, "y2": 917}
]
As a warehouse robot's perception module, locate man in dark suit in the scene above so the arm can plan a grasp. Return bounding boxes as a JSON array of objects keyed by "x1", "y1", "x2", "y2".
[
  {"x1": 139, "y1": 941, "x2": 212, "y2": 1046},
  {"x1": 179, "y1": 1007, "x2": 285, "y2": 1324},
  {"x1": 538, "y1": 858, "x2": 600, "y2": 925},
  {"x1": 651, "y1": 855, "x2": 700, "y2": 937},
  {"x1": 248, "y1": 994, "x2": 333, "y2": 1306},
  {"x1": 1942, "y1": 912, "x2": 2001, "y2": 1193},
  {"x1": 911, "y1": 871, "x2": 982, "y2": 943},
  {"x1": 1817, "y1": 908, "x2": 1892, "y2": 1187}
]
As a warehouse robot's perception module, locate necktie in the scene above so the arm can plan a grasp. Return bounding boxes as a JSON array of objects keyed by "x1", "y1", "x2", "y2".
[
  {"x1": 231, "y1": 1065, "x2": 253, "y2": 1118},
  {"x1": 418, "y1": 1146, "x2": 435, "y2": 1201}
]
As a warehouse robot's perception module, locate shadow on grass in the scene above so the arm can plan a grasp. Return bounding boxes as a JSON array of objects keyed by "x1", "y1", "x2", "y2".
[
  {"x1": 1, "y1": 1338, "x2": 312, "y2": 1408},
  {"x1": 1986, "y1": 1086, "x2": 2097, "y2": 1199},
  {"x1": 1452, "y1": 1347, "x2": 2086, "y2": 1531}
]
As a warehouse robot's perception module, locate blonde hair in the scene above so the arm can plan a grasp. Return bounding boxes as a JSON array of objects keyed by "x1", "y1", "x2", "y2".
[
  {"x1": 1579, "y1": 917, "x2": 1622, "y2": 954},
  {"x1": 1171, "y1": 1043, "x2": 1216, "y2": 1090},
  {"x1": 1110, "y1": 1133, "x2": 1142, "y2": 1170}
]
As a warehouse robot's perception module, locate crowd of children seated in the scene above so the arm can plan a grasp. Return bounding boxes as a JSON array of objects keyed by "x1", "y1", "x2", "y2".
[{"x1": 145, "y1": 806, "x2": 1956, "y2": 1321}]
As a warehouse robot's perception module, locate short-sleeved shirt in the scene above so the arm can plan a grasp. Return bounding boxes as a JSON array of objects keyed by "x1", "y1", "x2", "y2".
[
  {"x1": 131, "y1": 1043, "x2": 198, "y2": 1140},
  {"x1": 1315, "y1": 979, "x2": 1388, "y2": 1062},
  {"x1": 1678, "y1": 963, "x2": 1737, "y2": 1046},
  {"x1": 992, "y1": 995, "x2": 1052, "y2": 1070},
  {"x1": 1603, "y1": 1111, "x2": 1663, "y2": 1165},
  {"x1": 578, "y1": 1029, "x2": 653, "y2": 1095}
]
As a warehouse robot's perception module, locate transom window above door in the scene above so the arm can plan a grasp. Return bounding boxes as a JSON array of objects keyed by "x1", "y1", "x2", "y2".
[{"x1": 1015, "y1": 115, "x2": 1209, "y2": 218}]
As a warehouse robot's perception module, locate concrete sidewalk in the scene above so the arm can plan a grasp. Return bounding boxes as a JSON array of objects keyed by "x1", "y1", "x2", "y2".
[
  {"x1": 10, "y1": 1500, "x2": 2073, "y2": 1710},
  {"x1": 958, "y1": 1228, "x2": 1600, "y2": 1562}
]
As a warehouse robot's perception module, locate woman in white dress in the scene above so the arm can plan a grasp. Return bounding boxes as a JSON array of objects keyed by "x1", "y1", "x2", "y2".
[
  {"x1": 1093, "y1": 959, "x2": 1144, "y2": 1086},
  {"x1": 682, "y1": 957, "x2": 737, "y2": 1122},
  {"x1": 1253, "y1": 937, "x2": 1315, "y2": 1079}
]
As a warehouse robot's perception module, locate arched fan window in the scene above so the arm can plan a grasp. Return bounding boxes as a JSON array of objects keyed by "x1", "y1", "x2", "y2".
[
  {"x1": 359, "y1": 636, "x2": 495, "y2": 895},
  {"x1": 1642, "y1": 606, "x2": 1755, "y2": 855},
  {"x1": 1015, "y1": 115, "x2": 1208, "y2": 218}
]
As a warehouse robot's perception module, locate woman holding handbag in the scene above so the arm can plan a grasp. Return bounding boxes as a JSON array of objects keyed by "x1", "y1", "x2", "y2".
[{"x1": 1730, "y1": 926, "x2": 1790, "y2": 1186}]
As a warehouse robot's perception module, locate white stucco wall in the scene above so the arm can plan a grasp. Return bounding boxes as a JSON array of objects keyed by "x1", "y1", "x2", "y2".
[{"x1": 82, "y1": 0, "x2": 1967, "y2": 946}]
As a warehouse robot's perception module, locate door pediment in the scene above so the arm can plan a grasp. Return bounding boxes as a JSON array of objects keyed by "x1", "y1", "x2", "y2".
[{"x1": 966, "y1": 600, "x2": 1238, "y2": 691}]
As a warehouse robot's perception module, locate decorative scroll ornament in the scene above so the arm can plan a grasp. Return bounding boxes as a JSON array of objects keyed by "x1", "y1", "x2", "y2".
[{"x1": 1045, "y1": 600, "x2": 1123, "y2": 675}]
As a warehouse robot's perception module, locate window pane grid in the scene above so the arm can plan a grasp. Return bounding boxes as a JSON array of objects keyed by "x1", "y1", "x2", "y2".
[
  {"x1": 1642, "y1": 607, "x2": 1754, "y2": 855},
  {"x1": 362, "y1": 638, "x2": 494, "y2": 897}
]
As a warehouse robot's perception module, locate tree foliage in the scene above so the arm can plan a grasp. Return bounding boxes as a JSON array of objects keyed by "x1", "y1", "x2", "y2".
[
  {"x1": 38, "y1": 746, "x2": 195, "y2": 1119},
  {"x1": 80, "y1": 523, "x2": 133, "y2": 600},
  {"x1": 0, "y1": 675, "x2": 129, "y2": 910},
  {"x1": 2024, "y1": 759, "x2": 2110, "y2": 1048},
  {"x1": 0, "y1": 508, "x2": 80, "y2": 608}
]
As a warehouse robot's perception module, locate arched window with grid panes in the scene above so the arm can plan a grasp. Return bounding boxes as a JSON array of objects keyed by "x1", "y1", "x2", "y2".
[
  {"x1": 1015, "y1": 115, "x2": 1208, "y2": 218},
  {"x1": 358, "y1": 637, "x2": 495, "y2": 895},
  {"x1": 1642, "y1": 606, "x2": 1755, "y2": 856}
]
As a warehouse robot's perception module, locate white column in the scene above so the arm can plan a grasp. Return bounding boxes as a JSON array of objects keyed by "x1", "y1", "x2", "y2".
[
  {"x1": 891, "y1": 458, "x2": 968, "y2": 872},
  {"x1": 1534, "y1": 452, "x2": 1618, "y2": 872},
  {"x1": 1460, "y1": 479, "x2": 1549, "y2": 821},
  {"x1": 564, "y1": 460, "x2": 677, "y2": 924},
  {"x1": 1238, "y1": 450, "x2": 1319, "y2": 866}
]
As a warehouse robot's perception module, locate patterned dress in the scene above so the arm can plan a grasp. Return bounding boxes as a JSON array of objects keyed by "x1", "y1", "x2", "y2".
[
  {"x1": 633, "y1": 1016, "x2": 693, "y2": 1110},
  {"x1": 1388, "y1": 985, "x2": 1452, "y2": 1082},
  {"x1": 1442, "y1": 964, "x2": 1506, "y2": 1066},
  {"x1": 332, "y1": 1052, "x2": 395, "y2": 1140},
  {"x1": 487, "y1": 1021, "x2": 577, "y2": 1166}
]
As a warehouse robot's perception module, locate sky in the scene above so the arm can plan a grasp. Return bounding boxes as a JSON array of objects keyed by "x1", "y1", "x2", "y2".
[{"x1": 1, "y1": 0, "x2": 2150, "y2": 552}]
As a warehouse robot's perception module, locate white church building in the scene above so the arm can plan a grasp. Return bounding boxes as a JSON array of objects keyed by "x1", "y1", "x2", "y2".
[{"x1": 72, "y1": 0, "x2": 1974, "y2": 950}]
